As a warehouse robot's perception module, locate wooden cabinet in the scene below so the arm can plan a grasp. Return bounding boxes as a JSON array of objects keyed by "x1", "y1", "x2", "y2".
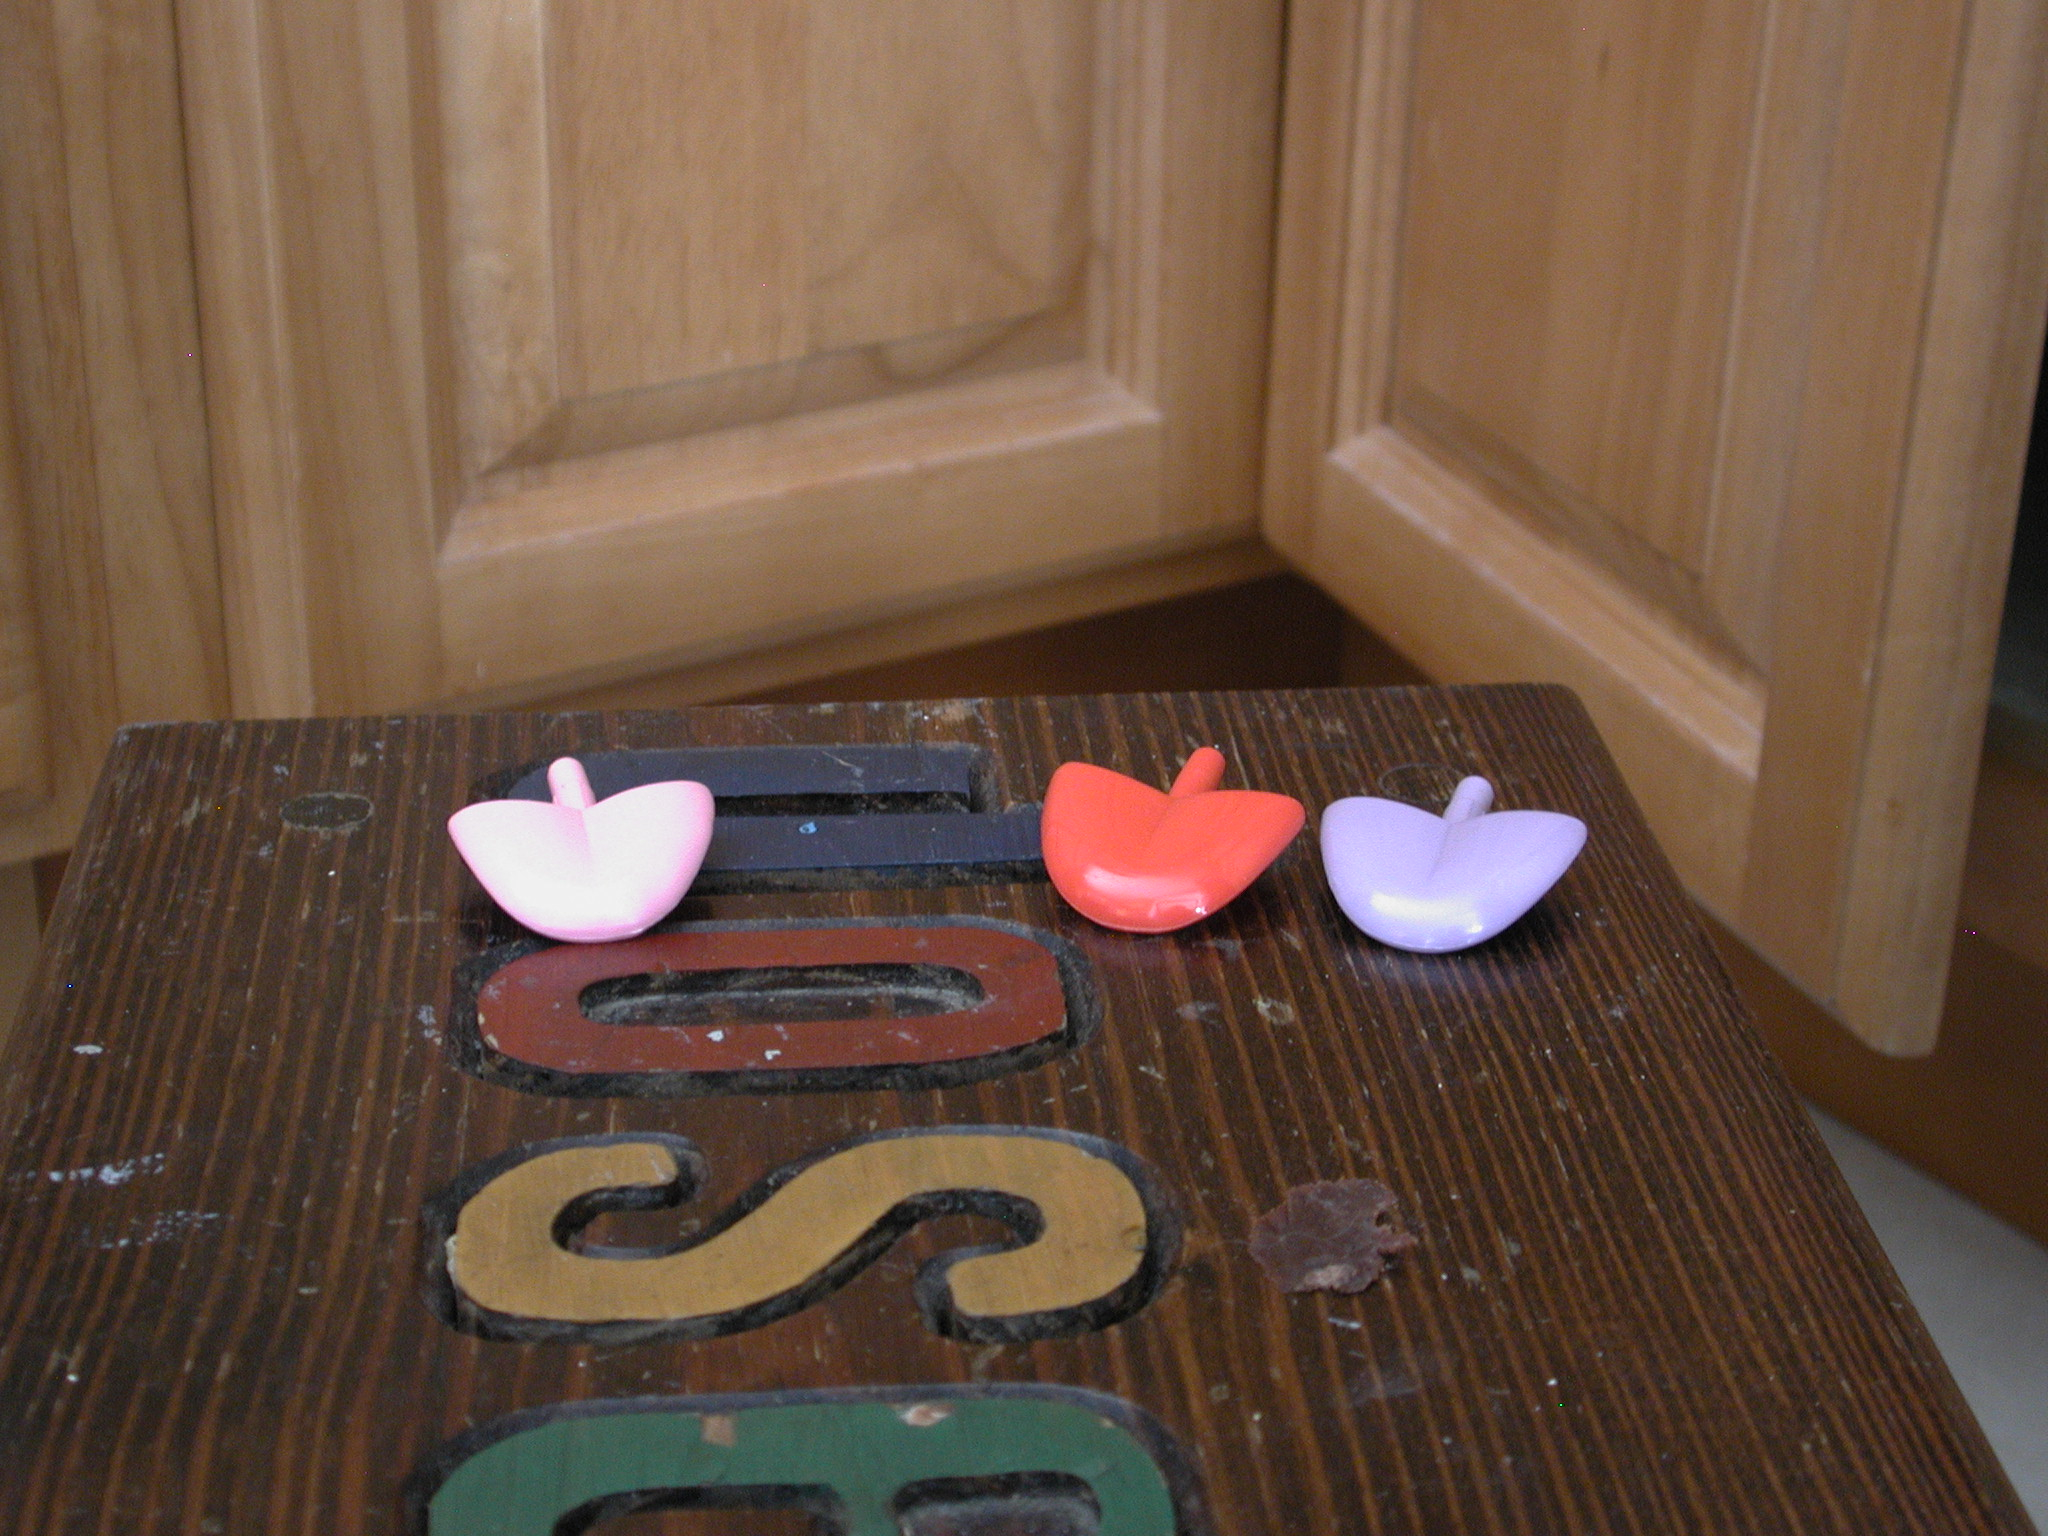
[
  {"x1": 4, "y1": 0, "x2": 2045, "y2": 1056},
  {"x1": 178, "y1": 0, "x2": 1283, "y2": 713},
  {"x1": 1263, "y1": 0, "x2": 2048, "y2": 1053},
  {"x1": 0, "y1": 0, "x2": 227, "y2": 861}
]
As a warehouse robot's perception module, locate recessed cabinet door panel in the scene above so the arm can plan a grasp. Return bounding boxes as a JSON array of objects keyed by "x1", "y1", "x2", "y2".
[
  {"x1": 1265, "y1": 0, "x2": 2048, "y2": 1051},
  {"x1": 183, "y1": 0, "x2": 1282, "y2": 708}
]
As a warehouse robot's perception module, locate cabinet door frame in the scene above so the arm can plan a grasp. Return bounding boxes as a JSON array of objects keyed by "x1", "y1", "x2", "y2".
[
  {"x1": 178, "y1": 0, "x2": 1284, "y2": 716},
  {"x1": 1263, "y1": 0, "x2": 2048, "y2": 1052},
  {"x1": 0, "y1": 0, "x2": 226, "y2": 864}
]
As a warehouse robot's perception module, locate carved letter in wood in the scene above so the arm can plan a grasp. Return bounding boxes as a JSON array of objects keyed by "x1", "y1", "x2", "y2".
[
  {"x1": 425, "y1": 1129, "x2": 1176, "y2": 1344},
  {"x1": 412, "y1": 1386, "x2": 1206, "y2": 1536},
  {"x1": 456, "y1": 917, "x2": 1093, "y2": 1097}
]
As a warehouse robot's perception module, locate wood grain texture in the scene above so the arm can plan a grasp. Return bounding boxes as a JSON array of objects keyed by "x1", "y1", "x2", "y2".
[
  {"x1": 1734, "y1": 0, "x2": 1972, "y2": 1022},
  {"x1": 46, "y1": 0, "x2": 225, "y2": 727},
  {"x1": 193, "y1": 0, "x2": 1280, "y2": 712},
  {"x1": 436, "y1": 364, "x2": 1167, "y2": 694},
  {"x1": 1820, "y1": 0, "x2": 2048, "y2": 1051},
  {"x1": 470, "y1": 538, "x2": 1283, "y2": 716},
  {"x1": 0, "y1": 0, "x2": 228, "y2": 859},
  {"x1": 1711, "y1": 911, "x2": 2048, "y2": 1254},
  {"x1": 0, "y1": 298, "x2": 46, "y2": 805},
  {"x1": 803, "y1": 0, "x2": 1091, "y2": 353},
  {"x1": 181, "y1": 0, "x2": 445, "y2": 714},
  {"x1": 447, "y1": 0, "x2": 1091, "y2": 474},
  {"x1": 0, "y1": 859, "x2": 36, "y2": 1055},
  {"x1": 549, "y1": 0, "x2": 808, "y2": 398},
  {"x1": 0, "y1": 691, "x2": 2028, "y2": 1532},
  {"x1": 1395, "y1": 0, "x2": 1760, "y2": 645},
  {"x1": 1311, "y1": 429, "x2": 1761, "y2": 918},
  {"x1": 1260, "y1": 0, "x2": 2048, "y2": 1052}
]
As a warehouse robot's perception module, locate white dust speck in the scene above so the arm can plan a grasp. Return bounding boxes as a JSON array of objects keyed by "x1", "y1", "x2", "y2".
[
  {"x1": 71, "y1": 1044, "x2": 103, "y2": 1056},
  {"x1": 94, "y1": 1209, "x2": 225, "y2": 1249},
  {"x1": 44, "y1": 1152, "x2": 168, "y2": 1187}
]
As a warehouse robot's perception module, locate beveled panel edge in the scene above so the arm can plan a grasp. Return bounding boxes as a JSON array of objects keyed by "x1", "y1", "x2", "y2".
[
  {"x1": 1315, "y1": 425, "x2": 1761, "y2": 917},
  {"x1": 435, "y1": 363, "x2": 1165, "y2": 695}
]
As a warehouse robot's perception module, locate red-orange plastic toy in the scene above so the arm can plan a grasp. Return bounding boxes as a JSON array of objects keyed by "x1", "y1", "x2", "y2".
[{"x1": 1040, "y1": 747, "x2": 1306, "y2": 933}]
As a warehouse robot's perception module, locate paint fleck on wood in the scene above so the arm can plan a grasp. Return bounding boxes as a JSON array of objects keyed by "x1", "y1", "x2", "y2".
[{"x1": 1247, "y1": 1179, "x2": 1417, "y2": 1294}]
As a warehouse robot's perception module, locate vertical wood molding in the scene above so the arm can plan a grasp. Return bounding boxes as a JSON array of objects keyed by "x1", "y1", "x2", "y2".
[
  {"x1": 50, "y1": 0, "x2": 227, "y2": 726},
  {"x1": 0, "y1": 296, "x2": 50, "y2": 807},
  {"x1": 1697, "y1": 0, "x2": 1850, "y2": 673},
  {"x1": 1738, "y1": 0, "x2": 1972, "y2": 998},
  {"x1": 1261, "y1": 0, "x2": 1420, "y2": 550},
  {"x1": 0, "y1": 858, "x2": 36, "y2": 1057},
  {"x1": 1261, "y1": 0, "x2": 2048, "y2": 1053},
  {"x1": 1152, "y1": 2, "x2": 1283, "y2": 537},
  {"x1": 179, "y1": 0, "x2": 446, "y2": 714},
  {"x1": 0, "y1": 0, "x2": 227, "y2": 859},
  {"x1": 1093, "y1": 0, "x2": 1166, "y2": 404},
  {"x1": 0, "y1": 0, "x2": 121, "y2": 845},
  {"x1": 1261, "y1": 0, "x2": 1368, "y2": 559},
  {"x1": 1828, "y1": 0, "x2": 2048, "y2": 1052},
  {"x1": 176, "y1": 0, "x2": 316, "y2": 716}
]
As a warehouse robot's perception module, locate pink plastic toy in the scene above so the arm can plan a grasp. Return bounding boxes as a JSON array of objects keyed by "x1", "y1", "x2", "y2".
[
  {"x1": 1320, "y1": 776, "x2": 1585, "y2": 952},
  {"x1": 447, "y1": 757, "x2": 714, "y2": 943}
]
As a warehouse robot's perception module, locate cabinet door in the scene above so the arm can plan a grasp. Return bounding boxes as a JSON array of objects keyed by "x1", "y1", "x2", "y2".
[
  {"x1": 1265, "y1": 0, "x2": 2048, "y2": 1051},
  {"x1": 0, "y1": 0, "x2": 226, "y2": 863},
  {"x1": 179, "y1": 0, "x2": 1282, "y2": 713}
]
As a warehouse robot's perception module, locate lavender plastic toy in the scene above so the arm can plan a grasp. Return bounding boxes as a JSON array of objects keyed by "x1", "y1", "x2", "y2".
[
  {"x1": 447, "y1": 757, "x2": 713, "y2": 943},
  {"x1": 1320, "y1": 776, "x2": 1585, "y2": 953}
]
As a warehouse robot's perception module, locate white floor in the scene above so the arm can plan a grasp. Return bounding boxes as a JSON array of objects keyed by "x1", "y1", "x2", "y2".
[{"x1": 1811, "y1": 1108, "x2": 2048, "y2": 1530}]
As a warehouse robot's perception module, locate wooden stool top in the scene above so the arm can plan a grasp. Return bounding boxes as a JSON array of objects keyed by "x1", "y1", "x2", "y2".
[{"x1": 0, "y1": 687, "x2": 2027, "y2": 1533}]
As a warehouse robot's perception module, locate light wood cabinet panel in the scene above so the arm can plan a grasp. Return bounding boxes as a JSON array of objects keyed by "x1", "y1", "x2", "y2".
[
  {"x1": 184, "y1": 0, "x2": 1284, "y2": 713},
  {"x1": 1265, "y1": 0, "x2": 2048, "y2": 1052},
  {"x1": 0, "y1": 0, "x2": 226, "y2": 862},
  {"x1": 0, "y1": 309, "x2": 47, "y2": 810}
]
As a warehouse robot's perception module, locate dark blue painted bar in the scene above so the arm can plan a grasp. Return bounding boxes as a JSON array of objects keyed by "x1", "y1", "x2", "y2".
[
  {"x1": 502, "y1": 745, "x2": 1041, "y2": 875},
  {"x1": 705, "y1": 809, "x2": 1043, "y2": 872},
  {"x1": 504, "y1": 744, "x2": 981, "y2": 804}
]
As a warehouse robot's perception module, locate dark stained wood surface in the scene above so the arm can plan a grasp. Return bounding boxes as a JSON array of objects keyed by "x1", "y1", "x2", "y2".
[{"x1": 0, "y1": 688, "x2": 2030, "y2": 1534}]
